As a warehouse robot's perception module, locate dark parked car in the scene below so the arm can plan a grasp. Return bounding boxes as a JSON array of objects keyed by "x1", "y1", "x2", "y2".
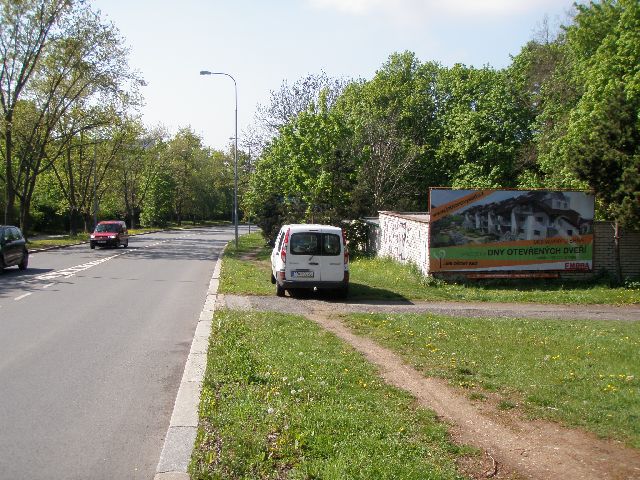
[
  {"x1": 0, "y1": 225, "x2": 29, "y2": 271},
  {"x1": 90, "y1": 220, "x2": 129, "y2": 249}
]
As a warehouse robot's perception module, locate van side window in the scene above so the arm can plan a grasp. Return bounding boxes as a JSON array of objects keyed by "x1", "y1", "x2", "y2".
[
  {"x1": 322, "y1": 234, "x2": 341, "y2": 256},
  {"x1": 276, "y1": 232, "x2": 284, "y2": 251}
]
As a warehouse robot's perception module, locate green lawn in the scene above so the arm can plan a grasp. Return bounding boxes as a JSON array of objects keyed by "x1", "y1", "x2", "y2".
[
  {"x1": 343, "y1": 313, "x2": 640, "y2": 448},
  {"x1": 219, "y1": 233, "x2": 274, "y2": 296},
  {"x1": 27, "y1": 233, "x2": 89, "y2": 249},
  {"x1": 190, "y1": 310, "x2": 470, "y2": 479},
  {"x1": 221, "y1": 232, "x2": 640, "y2": 305}
]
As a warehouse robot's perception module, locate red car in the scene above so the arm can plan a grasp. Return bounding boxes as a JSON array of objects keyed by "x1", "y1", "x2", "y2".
[{"x1": 90, "y1": 220, "x2": 129, "y2": 249}]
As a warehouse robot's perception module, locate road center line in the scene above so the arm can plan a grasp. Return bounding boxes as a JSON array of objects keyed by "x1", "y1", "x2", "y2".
[{"x1": 15, "y1": 293, "x2": 32, "y2": 301}]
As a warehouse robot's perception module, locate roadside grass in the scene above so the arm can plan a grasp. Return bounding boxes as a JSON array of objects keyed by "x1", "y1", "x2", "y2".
[
  {"x1": 343, "y1": 313, "x2": 640, "y2": 448},
  {"x1": 350, "y1": 256, "x2": 640, "y2": 304},
  {"x1": 219, "y1": 232, "x2": 640, "y2": 304},
  {"x1": 190, "y1": 309, "x2": 470, "y2": 479},
  {"x1": 27, "y1": 233, "x2": 89, "y2": 249},
  {"x1": 219, "y1": 232, "x2": 273, "y2": 296}
]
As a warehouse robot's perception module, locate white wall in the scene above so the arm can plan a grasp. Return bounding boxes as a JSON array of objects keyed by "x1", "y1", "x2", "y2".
[{"x1": 378, "y1": 212, "x2": 430, "y2": 276}]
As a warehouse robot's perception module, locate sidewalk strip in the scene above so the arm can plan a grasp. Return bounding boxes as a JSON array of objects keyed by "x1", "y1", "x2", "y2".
[{"x1": 154, "y1": 247, "x2": 225, "y2": 480}]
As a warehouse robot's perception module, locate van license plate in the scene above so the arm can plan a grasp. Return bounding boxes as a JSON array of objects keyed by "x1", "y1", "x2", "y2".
[{"x1": 292, "y1": 271, "x2": 314, "y2": 278}]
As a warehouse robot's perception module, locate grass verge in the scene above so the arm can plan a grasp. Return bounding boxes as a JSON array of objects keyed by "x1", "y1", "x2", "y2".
[
  {"x1": 28, "y1": 233, "x2": 89, "y2": 249},
  {"x1": 219, "y1": 233, "x2": 273, "y2": 295},
  {"x1": 221, "y1": 233, "x2": 640, "y2": 304},
  {"x1": 350, "y1": 256, "x2": 640, "y2": 304},
  {"x1": 343, "y1": 313, "x2": 640, "y2": 448},
  {"x1": 190, "y1": 310, "x2": 470, "y2": 479}
]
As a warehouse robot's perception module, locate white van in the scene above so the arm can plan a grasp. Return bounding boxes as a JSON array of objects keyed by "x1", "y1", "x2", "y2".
[{"x1": 270, "y1": 224, "x2": 349, "y2": 298}]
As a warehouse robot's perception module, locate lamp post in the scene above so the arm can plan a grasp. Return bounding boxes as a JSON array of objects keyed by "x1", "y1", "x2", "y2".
[{"x1": 199, "y1": 70, "x2": 238, "y2": 248}]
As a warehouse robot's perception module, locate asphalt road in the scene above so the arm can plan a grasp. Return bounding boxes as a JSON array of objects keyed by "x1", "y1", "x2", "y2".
[{"x1": 0, "y1": 226, "x2": 239, "y2": 480}]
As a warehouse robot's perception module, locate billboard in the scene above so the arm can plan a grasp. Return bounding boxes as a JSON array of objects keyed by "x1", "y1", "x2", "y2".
[{"x1": 429, "y1": 189, "x2": 595, "y2": 272}]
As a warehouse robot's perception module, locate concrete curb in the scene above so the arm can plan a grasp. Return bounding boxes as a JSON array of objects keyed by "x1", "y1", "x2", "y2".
[{"x1": 153, "y1": 248, "x2": 225, "y2": 479}]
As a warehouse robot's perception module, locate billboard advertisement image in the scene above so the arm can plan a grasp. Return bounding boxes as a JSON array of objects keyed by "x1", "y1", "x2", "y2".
[{"x1": 429, "y1": 189, "x2": 595, "y2": 272}]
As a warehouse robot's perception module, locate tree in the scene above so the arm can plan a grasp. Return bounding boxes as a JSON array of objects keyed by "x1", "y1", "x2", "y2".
[
  {"x1": 561, "y1": 0, "x2": 639, "y2": 228},
  {"x1": 50, "y1": 113, "x2": 131, "y2": 234},
  {"x1": 246, "y1": 93, "x2": 354, "y2": 236},
  {"x1": 250, "y1": 72, "x2": 347, "y2": 154},
  {"x1": 166, "y1": 128, "x2": 203, "y2": 225},
  {"x1": 434, "y1": 64, "x2": 533, "y2": 189},
  {"x1": 1, "y1": 1, "x2": 140, "y2": 233},
  {"x1": 336, "y1": 52, "x2": 442, "y2": 212},
  {"x1": 0, "y1": 0, "x2": 71, "y2": 225},
  {"x1": 115, "y1": 122, "x2": 167, "y2": 229}
]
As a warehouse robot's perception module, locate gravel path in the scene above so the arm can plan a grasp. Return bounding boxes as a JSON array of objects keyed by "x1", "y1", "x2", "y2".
[
  {"x1": 220, "y1": 294, "x2": 640, "y2": 322},
  {"x1": 218, "y1": 294, "x2": 640, "y2": 479}
]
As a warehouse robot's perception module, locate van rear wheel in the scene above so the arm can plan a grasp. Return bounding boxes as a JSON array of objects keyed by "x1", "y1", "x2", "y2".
[{"x1": 276, "y1": 283, "x2": 286, "y2": 297}]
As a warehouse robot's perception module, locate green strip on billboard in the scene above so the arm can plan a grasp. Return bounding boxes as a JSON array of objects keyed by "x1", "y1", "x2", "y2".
[{"x1": 429, "y1": 243, "x2": 593, "y2": 262}]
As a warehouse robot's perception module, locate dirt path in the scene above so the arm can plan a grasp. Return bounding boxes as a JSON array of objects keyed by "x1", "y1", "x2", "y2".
[{"x1": 218, "y1": 294, "x2": 640, "y2": 479}]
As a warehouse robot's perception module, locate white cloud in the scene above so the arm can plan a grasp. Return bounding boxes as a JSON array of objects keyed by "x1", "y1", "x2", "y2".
[
  {"x1": 308, "y1": 0, "x2": 565, "y2": 21},
  {"x1": 308, "y1": 0, "x2": 389, "y2": 15}
]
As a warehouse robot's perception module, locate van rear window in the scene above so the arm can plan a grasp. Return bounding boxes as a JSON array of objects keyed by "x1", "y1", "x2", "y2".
[
  {"x1": 322, "y1": 234, "x2": 341, "y2": 255},
  {"x1": 290, "y1": 232, "x2": 341, "y2": 256}
]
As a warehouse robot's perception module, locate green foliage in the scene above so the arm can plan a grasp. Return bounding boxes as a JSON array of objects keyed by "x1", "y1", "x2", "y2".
[
  {"x1": 562, "y1": 0, "x2": 640, "y2": 227},
  {"x1": 342, "y1": 219, "x2": 369, "y2": 253},
  {"x1": 512, "y1": 0, "x2": 640, "y2": 227},
  {"x1": 337, "y1": 52, "x2": 441, "y2": 213},
  {"x1": 140, "y1": 169, "x2": 175, "y2": 227},
  {"x1": 246, "y1": 94, "x2": 355, "y2": 237},
  {"x1": 435, "y1": 65, "x2": 533, "y2": 189}
]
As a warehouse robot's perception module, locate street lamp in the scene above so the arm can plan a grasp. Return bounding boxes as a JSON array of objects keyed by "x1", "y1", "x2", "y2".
[{"x1": 199, "y1": 70, "x2": 238, "y2": 248}]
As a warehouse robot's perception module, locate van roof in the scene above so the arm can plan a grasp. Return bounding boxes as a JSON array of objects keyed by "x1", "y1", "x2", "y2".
[{"x1": 282, "y1": 224, "x2": 342, "y2": 233}]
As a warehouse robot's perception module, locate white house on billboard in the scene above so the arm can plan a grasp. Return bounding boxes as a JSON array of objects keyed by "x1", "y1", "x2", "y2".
[{"x1": 461, "y1": 191, "x2": 591, "y2": 241}]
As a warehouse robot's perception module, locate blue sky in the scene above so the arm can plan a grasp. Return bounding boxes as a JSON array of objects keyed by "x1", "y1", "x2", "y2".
[{"x1": 93, "y1": 0, "x2": 576, "y2": 151}]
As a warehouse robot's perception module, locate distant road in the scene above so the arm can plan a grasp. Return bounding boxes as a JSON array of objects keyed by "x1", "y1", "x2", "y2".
[{"x1": 0, "y1": 226, "x2": 240, "y2": 480}]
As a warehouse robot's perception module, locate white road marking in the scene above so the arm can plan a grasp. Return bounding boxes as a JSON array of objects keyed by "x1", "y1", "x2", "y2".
[
  {"x1": 42, "y1": 283, "x2": 55, "y2": 289},
  {"x1": 36, "y1": 252, "x2": 128, "y2": 281},
  {"x1": 15, "y1": 293, "x2": 32, "y2": 301}
]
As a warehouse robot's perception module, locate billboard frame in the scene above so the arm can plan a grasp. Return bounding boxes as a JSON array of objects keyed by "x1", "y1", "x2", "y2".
[{"x1": 428, "y1": 188, "x2": 595, "y2": 274}]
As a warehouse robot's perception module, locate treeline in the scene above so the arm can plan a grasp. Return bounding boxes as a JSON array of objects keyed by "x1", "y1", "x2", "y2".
[
  {"x1": 0, "y1": 0, "x2": 236, "y2": 234},
  {"x1": 246, "y1": 0, "x2": 639, "y2": 240}
]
